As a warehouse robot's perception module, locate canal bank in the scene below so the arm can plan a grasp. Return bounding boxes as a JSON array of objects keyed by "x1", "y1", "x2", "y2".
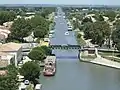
[
  {"x1": 80, "y1": 56, "x2": 120, "y2": 69},
  {"x1": 79, "y1": 48, "x2": 120, "y2": 69}
]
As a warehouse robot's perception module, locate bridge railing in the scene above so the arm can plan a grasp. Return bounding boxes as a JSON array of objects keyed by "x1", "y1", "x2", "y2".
[{"x1": 49, "y1": 45, "x2": 81, "y2": 49}]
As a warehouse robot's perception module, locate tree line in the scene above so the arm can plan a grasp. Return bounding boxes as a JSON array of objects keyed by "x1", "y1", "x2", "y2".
[{"x1": 68, "y1": 9, "x2": 120, "y2": 50}]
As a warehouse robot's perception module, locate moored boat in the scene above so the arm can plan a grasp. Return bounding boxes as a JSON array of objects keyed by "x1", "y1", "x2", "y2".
[{"x1": 43, "y1": 56, "x2": 56, "y2": 76}]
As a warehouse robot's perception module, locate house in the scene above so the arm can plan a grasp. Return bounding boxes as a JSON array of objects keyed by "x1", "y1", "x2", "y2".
[
  {"x1": 0, "y1": 51, "x2": 14, "y2": 67},
  {"x1": 0, "y1": 34, "x2": 5, "y2": 43},
  {"x1": 0, "y1": 42, "x2": 22, "y2": 67},
  {"x1": 0, "y1": 28, "x2": 10, "y2": 38},
  {"x1": 3, "y1": 21, "x2": 13, "y2": 29},
  {"x1": 24, "y1": 15, "x2": 35, "y2": 20},
  {"x1": 0, "y1": 26, "x2": 11, "y2": 43},
  {"x1": 26, "y1": 12, "x2": 35, "y2": 15}
]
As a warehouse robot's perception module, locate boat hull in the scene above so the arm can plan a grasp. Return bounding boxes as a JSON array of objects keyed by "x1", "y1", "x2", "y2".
[{"x1": 43, "y1": 68, "x2": 56, "y2": 76}]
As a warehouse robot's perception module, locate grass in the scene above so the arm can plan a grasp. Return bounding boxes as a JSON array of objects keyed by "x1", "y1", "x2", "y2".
[
  {"x1": 77, "y1": 37, "x2": 86, "y2": 46},
  {"x1": 81, "y1": 55, "x2": 97, "y2": 59},
  {"x1": 99, "y1": 51, "x2": 120, "y2": 62},
  {"x1": 80, "y1": 52, "x2": 97, "y2": 60},
  {"x1": 75, "y1": 31, "x2": 86, "y2": 46},
  {"x1": 26, "y1": 84, "x2": 34, "y2": 90},
  {"x1": 102, "y1": 56, "x2": 120, "y2": 63},
  {"x1": 98, "y1": 52, "x2": 120, "y2": 56}
]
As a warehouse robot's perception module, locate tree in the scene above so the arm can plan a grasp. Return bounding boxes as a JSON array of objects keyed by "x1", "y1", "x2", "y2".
[
  {"x1": 28, "y1": 48, "x2": 46, "y2": 62},
  {"x1": 0, "y1": 65, "x2": 19, "y2": 90},
  {"x1": 20, "y1": 61, "x2": 40, "y2": 85},
  {"x1": 112, "y1": 20, "x2": 120, "y2": 51},
  {"x1": 30, "y1": 15, "x2": 49, "y2": 30},
  {"x1": 41, "y1": 46, "x2": 52, "y2": 55},
  {"x1": 0, "y1": 11, "x2": 16, "y2": 25},
  {"x1": 72, "y1": 20, "x2": 81, "y2": 30},
  {"x1": 104, "y1": 10, "x2": 116, "y2": 21},
  {"x1": 93, "y1": 14, "x2": 104, "y2": 21},
  {"x1": 10, "y1": 18, "x2": 32, "y2": 41},
  {"x1": 30, "y1": 15, "x2": 49, "y2": 38},
  {"x1": 77, "y1": 34, "x2": 82, "y2": 38},
  {"x1": 41, "y1": 7, "x2": 55, "y2": 18},
  {"x1": 81, "y1": 17, "x2": 93, "y2": 24},
  {"x1": 34, "y1": 27, "x2": 47, "y2": 38},
  {"x1": 68, "y1": 13, "x2": 84, "y2": 21},
  {"x1": 83, "y1": 21, "x2": 111, "y2": 46},
  {"x1": 87, "y1": 10, "x2": 99, "y2": 15}
]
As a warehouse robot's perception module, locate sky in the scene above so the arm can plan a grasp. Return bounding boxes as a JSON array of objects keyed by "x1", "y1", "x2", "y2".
[{"x1": 0, "y1": 0, "x2": 120, "y2": 5}]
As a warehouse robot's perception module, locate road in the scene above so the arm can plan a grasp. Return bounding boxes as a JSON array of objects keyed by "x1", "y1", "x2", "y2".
[{"x1": 39, "y1": 7, "x2": 120, "y2": 90}]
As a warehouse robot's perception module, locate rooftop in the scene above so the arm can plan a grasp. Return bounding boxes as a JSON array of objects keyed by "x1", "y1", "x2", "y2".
[
  {"x1": 45, "y1": 56, "x2": 56, "y2": 64},
  {"x1": 0, "y1": 42, "x2": 22, "y2": 52},
  {"x1": 0, "y1": 51, "x2": 9, "y2": 56}
]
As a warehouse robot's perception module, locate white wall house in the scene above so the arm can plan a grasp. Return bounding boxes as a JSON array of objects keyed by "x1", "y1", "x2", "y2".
[
  {"x1": 0, "y1": 42, "x2": 22, "y2": 67},
  {"x1": 0, "y1": 52, "x2": 14, "y2": 67}
]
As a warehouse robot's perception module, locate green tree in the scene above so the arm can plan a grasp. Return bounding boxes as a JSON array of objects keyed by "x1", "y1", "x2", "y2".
[
  {"x1": 68, "y1": 13, "x2": 84, "y2": 21},
  {"x1": 41, "y1": 46, "x2": 52, "y2": 55},
  {"x1": 30, "y1": 15, "x2": 49, "y2": 29},
  {"x1": 34, "y1": 27, "x2": 47, "y2": 38},
  {"x1": 72, "y1": 20, "x2": 81, "y2": 30},
  {"x1": 0, "y1": 11, "x2": 16, "y2": 25},
  {"x1": 41, "y1": 7, "x2": 55, "y2": 18},
  {"x1": 77, "y1": 34, "x2": 82, "y2": 38},
  {"x1": 112, "y1": 20, "x2": 120, "y2": 51},
  {"x1": 28, "y1": 48, "x2": 46, "y2": 62},
  {"x1": 93, "y1": 14, "x2": 104, "y2": 21},
  {"x1": 30, "y1": 15, "x2": 49, "y2": 38},
  {"x1": 20, "y1": 61, "x2": 40, "y2": 85},
  {"x1": 104, "y1": 10, "x2": 116, "y2": 21},
  {"x1": 83, "y1": 21, "x2": 111, "y2": 46},
  {"x1": 81, "y1": 17, "x2": 93, "y2": 25},
  {"x1": 10, "y1": 18, "x2": 32, "y2": 41},
  {"x1": 0, "y1": 65, "x2": 19, "y2": 90}
]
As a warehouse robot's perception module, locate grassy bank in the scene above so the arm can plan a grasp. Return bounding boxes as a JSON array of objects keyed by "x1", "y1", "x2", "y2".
[
  {"x1": 75, "y1": 31, "x2": 86, "y2": 46},
  {"x1": 99, "y1": 52, "x2": 120, "y2": 62},
  {"x1": 80, "y1": 52, "x2": 97, "y2": 60}
]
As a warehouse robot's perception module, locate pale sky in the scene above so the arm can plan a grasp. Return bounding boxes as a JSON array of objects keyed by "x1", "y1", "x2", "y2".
[{"x1": 0, "y1": 0, "x2": 120, "y2": 5}]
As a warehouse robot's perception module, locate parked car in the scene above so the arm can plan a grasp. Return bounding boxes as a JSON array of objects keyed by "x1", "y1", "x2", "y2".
[
  {"x1": 35, "y1": 84, "x2": 42, "y2": 90},
  {"x1": 24, "y1": 80, "x2": 29, "y2": 85}
]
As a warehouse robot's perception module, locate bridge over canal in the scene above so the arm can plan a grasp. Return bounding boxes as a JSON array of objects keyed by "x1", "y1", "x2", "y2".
[{"x1": 49, "y1": 44, "x2": 81, "y2": 50}]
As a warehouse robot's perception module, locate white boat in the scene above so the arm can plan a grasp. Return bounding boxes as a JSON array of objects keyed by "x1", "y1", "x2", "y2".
[
  {"x1": 65, "y1": 32, "x2": 69, "y2": 35},
  {"x1": 55, "y1": 16, "x2": 58, "y2": 18},
  {"x1": 35, "y1": 84, "x2": 42, "y2": 90},
  {"x1": 50, "y1": 30, "x2": 55, "y2": 34}
]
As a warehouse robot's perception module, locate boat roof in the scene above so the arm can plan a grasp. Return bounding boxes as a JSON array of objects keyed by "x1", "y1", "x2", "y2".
[{"x1": 45, "y1": 56, "x2": 56, "y2": 63}]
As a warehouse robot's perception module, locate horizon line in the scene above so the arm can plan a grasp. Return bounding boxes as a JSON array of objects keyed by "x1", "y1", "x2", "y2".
[{"x1": 0, "y1": 4, "x2": 120, "y2": 6}]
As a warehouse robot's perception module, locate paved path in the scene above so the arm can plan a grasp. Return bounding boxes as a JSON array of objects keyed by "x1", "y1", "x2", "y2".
[{"x1": 92, "y1": 56, "x2": 120, "y2": 69}]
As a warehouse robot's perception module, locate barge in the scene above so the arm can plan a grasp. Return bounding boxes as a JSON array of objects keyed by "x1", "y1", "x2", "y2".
[{"x1": 43, "y1": 56, "x2": 56, "y2": 76}]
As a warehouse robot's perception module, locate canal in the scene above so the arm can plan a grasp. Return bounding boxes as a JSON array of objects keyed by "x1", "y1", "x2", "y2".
[{"x1": 39, "y1": 7, "x2": 120, "y2": 90}]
